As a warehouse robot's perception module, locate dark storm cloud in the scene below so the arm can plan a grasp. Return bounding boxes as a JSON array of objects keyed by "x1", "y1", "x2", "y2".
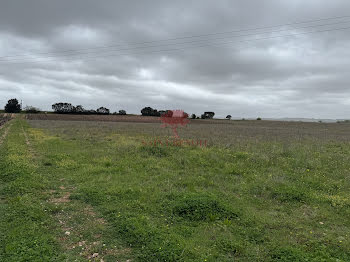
[{"x1": 1, "y1": 0, "x2": 350, "y2": 118}]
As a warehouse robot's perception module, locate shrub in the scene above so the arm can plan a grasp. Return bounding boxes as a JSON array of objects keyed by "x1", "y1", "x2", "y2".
[
  {"x1": 190, "y1": 114, "x2": 196, "y2": 119},
  {"x1": 257, "y1": 117, "x2": 262, "y2": 120},
  {"x1": 118, "y1": 110, "x2": 126, "y2": 115},
  {"x1": 24, "y1": 106, "x2": 40, "y2": 114},
  {"x1": 226, "y1": 115, "x2": 232, "y2": 120}
]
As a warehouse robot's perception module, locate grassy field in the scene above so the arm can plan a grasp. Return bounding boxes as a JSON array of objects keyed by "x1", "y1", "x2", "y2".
[{"x1": 1, "y1": 116, "x2": 350, "y2": 261}]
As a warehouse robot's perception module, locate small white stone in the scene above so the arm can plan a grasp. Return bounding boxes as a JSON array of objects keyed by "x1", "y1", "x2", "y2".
[{"x1": 65, "y1": 231, "x2": 70, "y2": 236}]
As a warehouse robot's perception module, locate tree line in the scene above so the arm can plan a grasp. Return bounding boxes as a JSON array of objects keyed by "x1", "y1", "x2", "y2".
[{"x1": 3, "y1": 98, "x2": 248, "y2": 120}]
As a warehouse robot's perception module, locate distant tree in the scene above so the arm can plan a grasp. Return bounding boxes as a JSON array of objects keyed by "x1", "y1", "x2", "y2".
[
  {"x1": 75, "y1": 105, "x2": 85, "y2": 114},
  {"x1": 96, "y1": 107, "x2": 110, "y2": 115},
  {"x1": 141, "y1": 107, "x2": 152, "y2": 116},
  {"x1": 196, "y1": 116, "x2": 200, "y2": 119},
  {"x1": 205, "y1": 112, "x2": 215, "y2": 119},
  {"x1": 226, "y1": 115, "x2": 232, "y2": 120},
  {"x1": 191, "y1": 114, "x2": 196, "y2": 119},
  {"x1": 52, "y1": 103, "x2": 74, "y2": 114},
  {"x1": 86, "y1": 109, "x2": 96, "y2": 114},
  {"x1": 201, "y1": 112, "x2": 215, "y2": 119},
  {"x1": 24, "y1": 105, "x2": 40, "y2": 113},
  {"x1": 119, "y1": 110, "x2": 126, "y2": 115},
  {"x1": 159, "y1": 110, "x2": 171, "y2": 116},
  {"x1": 141, "y1": 107, "x2": 160, "y2": 116},
  {"x1": 5, "y1": 98, "x2": 21, "y2": 113},
  {"x1": 257, "y1": 117, "x2": 262, "y2": 120}
]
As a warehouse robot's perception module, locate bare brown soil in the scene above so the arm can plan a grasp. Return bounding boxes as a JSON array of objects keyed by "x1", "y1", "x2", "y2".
[
  {"x1": 26, "y1": 113, "x2": 164, "y2": 123},
  {"x1": 26, "y1": 113, "x2": 231, "y2": 125},
  {"x1": 0, "y1": 114, "x2": 11, "y2": 128}
]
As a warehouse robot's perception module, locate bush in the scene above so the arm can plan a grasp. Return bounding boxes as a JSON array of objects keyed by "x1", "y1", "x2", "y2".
[
  {"x1": 226, "y1": 115, "x2": 232, "y2": 120},
  {"x1": 5, "y1": 98, "x2": 21, "y2": 113},
  {"x1": 24, "y1": 106, "x2": 40, "y2": 114},
  {"x1": 190, "y1": 114, "x2": 196, "y2": 119},
  {"x1": 118, "y1": 110, "x2": 126, "y2": 115},
  {"x1": 257, "y1": 117, "x2": 262, "y2": 120}
]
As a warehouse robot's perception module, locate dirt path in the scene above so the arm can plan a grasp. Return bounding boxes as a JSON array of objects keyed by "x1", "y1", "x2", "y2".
[
  {"x1": 46, "y1": 179, "x2": 131, "y2": 261},
  {"x1": 0, "y1": 121, "x2": 11, "y2": 146},
  {"x1": 22, "y1": 124, "x2": 131, "y2": 261}
]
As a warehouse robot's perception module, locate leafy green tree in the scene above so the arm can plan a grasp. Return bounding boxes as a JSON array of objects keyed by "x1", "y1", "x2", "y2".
[
  {"x1": 52, "y1": 102, "x2": 74, "y2": 113},
  {"x1": 97, "y1": 107, "x2": 110, "y2": 115},
  {"x1": 5, "y1": 98, "x2": 21, "y2": 113},
  {"x1": 141, "y1": 107, "x2": 160, "y2": 116},
  {"x1": 201, "y1": 112, "x2": 215, "y2": 119}
]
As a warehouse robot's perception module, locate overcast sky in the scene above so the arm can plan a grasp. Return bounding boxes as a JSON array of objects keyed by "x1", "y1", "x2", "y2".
[{"x1": 1, "y1": 0, "x2": 350, "y2": 118}]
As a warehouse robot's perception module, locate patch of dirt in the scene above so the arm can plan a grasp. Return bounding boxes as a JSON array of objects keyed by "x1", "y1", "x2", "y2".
[
  {"x1": 48, "y1": 184, "x2": 130, "y2": 261},
  {"x1": 21, "y1": 126, "x2": 38, "y2": 157},
  {"x1": 83, "y1": 206, "x2": 107, "y2": 225},
  {"x1": 50, "y1": 191, "x2": 71, "y2": 203}
]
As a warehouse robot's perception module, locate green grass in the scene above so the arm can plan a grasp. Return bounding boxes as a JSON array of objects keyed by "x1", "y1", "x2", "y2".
[
  {"x1": 1, "y1": 118, "x2": 350, "y2": 261},
  {"x1": 0, "y1": 120, "x2": 62, "y2": 261}
]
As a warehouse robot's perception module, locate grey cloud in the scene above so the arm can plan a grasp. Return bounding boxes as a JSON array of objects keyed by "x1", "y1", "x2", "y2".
[{"x1": 1, "y1": 0, "x2": 350, "y2": 118}]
